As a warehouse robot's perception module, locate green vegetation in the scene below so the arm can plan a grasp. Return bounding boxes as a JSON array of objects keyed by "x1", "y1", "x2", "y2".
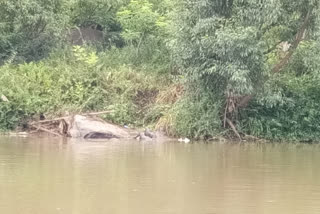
[
  {"x1": 0, "y1": 0, "x2": 71, "y2": 63},
  {"x1": 0, "y1": 0, "x2": 320, "y2": 142},
  {"x1": 0, "y1": 46, "x2": 171, "y2": 130},
  {"x1": 169, "y1": 0, "x2": 320, "y2": 141}
]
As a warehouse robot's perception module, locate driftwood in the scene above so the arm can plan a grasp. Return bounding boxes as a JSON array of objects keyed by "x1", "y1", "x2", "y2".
[
  {"x1": 30, "y1": 111, "x2": 114, "y2": 125},
  {"x1": 29, "y1": 117, "x2": 69, "y2": 125},
  {"x1": 29, "y1": 123, "x2": 63, "y2": 137},
  {"x1": 81, "y1": 110, "x2": 114, "y2": 116},
  {"x1": 26, "y1": 110, "x2": 143, "y2": 140},
  {"x1": 28, "y1": 111, "x2": 115, "y2": 137}
]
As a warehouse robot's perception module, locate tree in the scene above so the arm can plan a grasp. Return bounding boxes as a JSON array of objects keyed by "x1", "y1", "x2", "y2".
[
  {"x1": 0, "y1": 0, "x2": 71, "y2": 64},
  {"x1": 117, "y1": 0, "x2": 167, "y2": 51},
  {"x1": 70, "y1": 0, "x2": 129, "y2": 32},
  {"x1": 169, "y1": 0, "x2": 319, "y2": 139}
]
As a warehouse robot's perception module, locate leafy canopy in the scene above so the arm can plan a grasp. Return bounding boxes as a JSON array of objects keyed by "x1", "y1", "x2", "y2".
[
  {"x1": 117, "y1": 0, "x2": 166, "y2": 44},
  {"x1": 0, "y1": 0, "x2": 71, "y2": 63}
]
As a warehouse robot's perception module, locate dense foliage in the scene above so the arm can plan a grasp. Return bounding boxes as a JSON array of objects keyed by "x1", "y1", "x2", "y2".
[
  {"x1": 0, "y1": 0, "x2": 320, "y2": 142},
  {"x1": 169, "y1": 0, "x2": 320, "y2": 140},
  {"x1": 0, "y1": 0, "x2": 71, "y2": 63}
]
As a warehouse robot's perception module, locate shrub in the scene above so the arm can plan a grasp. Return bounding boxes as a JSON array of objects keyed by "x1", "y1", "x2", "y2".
[
  {"x1": 240, "y1": 73, "x2": 320, "y2": 141},
  {"x1": 0, "y1": 46, "x2": 170, "y2": 130}
]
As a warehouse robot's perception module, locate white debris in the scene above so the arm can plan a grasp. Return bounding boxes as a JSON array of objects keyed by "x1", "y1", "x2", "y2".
[
  {"x1": 178, "y1": 138, "x2": 190, "y2": 143},
  {"x1": 1, "y1": 94, "x2": 9, "y2": 102}
]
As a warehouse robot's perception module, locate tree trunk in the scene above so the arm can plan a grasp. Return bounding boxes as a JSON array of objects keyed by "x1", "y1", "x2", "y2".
[{"x1": 236, "y1": 9, "x2": 313, "y2": 110}]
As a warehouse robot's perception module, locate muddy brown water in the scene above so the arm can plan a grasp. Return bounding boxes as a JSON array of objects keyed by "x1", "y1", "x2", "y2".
[{"x1": 1, "y1": 137, "x2": 320, "y2": 214}]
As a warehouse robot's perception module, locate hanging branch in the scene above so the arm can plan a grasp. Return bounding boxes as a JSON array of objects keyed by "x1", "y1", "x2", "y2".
[{"x1": 272, "y1": 9, "x2": 312, "y2": 73}]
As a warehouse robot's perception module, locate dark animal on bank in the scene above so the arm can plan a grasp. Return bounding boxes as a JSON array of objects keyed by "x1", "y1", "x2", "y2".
[{"x1": 144, "y1": 128, "x2": 155, "y2": 139}]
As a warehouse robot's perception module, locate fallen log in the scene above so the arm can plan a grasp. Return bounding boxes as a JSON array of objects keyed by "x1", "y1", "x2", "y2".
[
  {"x1": 81, "y1": 110, "x2": 114, "y2": 116},
  {"x1": 29, "y1": 111, "x2": 114, "y2": 125},
  {"x1": 29, "y1": 124, "x2": 63, "y2": 137},
  {"x1": 29, "y1": 117, "x2": 69, "y2": 125}
]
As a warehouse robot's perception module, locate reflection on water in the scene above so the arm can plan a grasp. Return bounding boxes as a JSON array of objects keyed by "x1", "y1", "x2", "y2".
[{"x1": 1, "y1": 137, "x2": 320, "y2": 214}]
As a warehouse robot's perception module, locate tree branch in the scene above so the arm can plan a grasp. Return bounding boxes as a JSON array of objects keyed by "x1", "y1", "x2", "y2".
[
  {"x1": 272, "y1": 9, "x2": 312, "y2": 73},
  {"x1": 226, "y1": 118, "x2": 242, "y2": 141}
]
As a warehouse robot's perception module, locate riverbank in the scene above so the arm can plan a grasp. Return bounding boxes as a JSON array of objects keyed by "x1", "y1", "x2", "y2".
[
  {"x1": 1, "y1": 45, "x2": 320, "y2": 143},
  {"x1": 2, "y1": 0, "x2": 320, "y2": 143},
  {"x1": 0, "y1": 47, "x2": 183, "y2": 138}
]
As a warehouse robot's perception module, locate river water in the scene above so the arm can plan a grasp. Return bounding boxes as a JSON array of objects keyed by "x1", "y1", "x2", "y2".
[{"x1": 1, "y1": 137, "x2": 320, "y2": 214}]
